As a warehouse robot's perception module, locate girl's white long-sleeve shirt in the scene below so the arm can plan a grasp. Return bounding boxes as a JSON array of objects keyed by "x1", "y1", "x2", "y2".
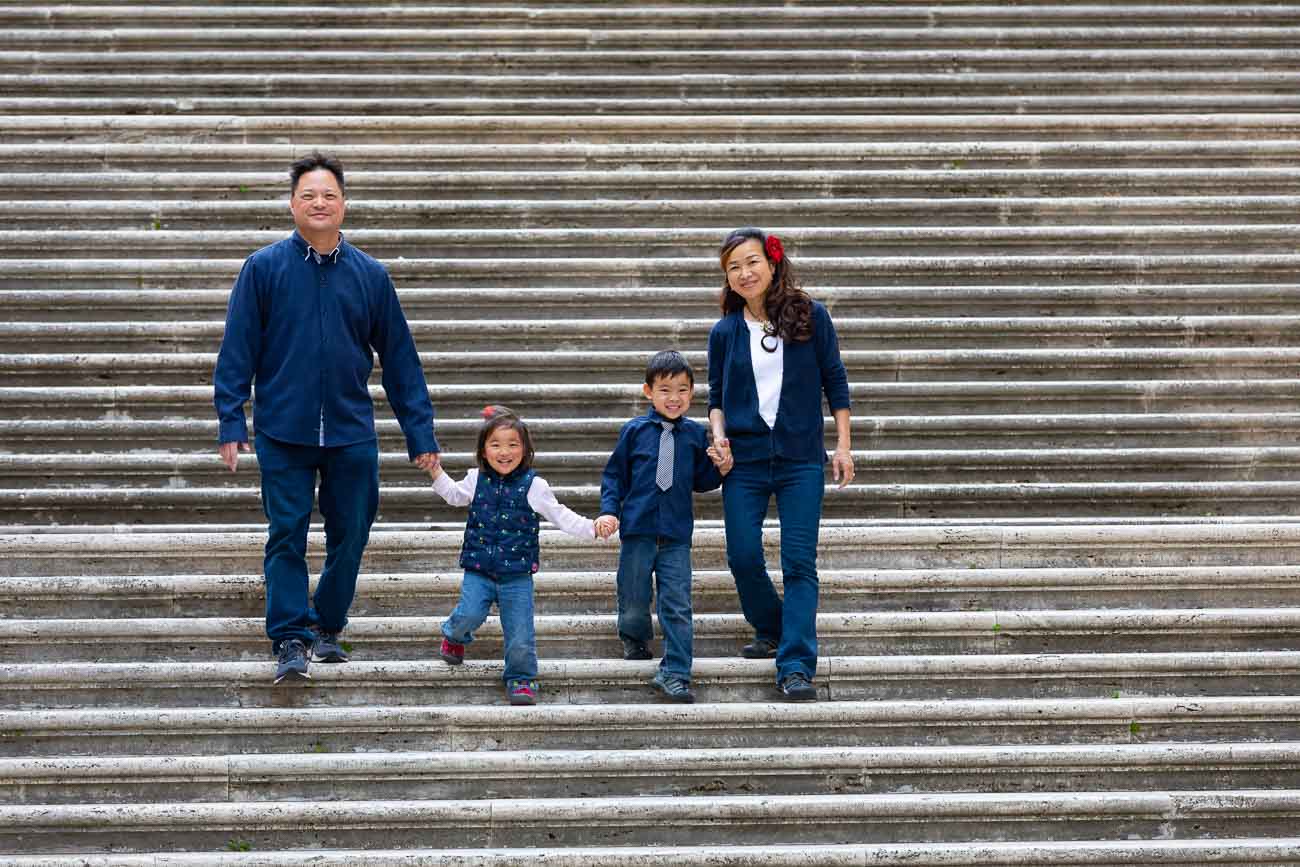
[{"x1": 432, "y1": 468, "x2": 596, "y2": 540}]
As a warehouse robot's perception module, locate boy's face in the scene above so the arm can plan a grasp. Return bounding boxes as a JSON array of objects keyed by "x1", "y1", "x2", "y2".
[
  {"x1": 484, "y1": 427, "x2": 525, "y2": 475},
  {"x1": 643, "y1": 371, "x2": 693, "y2": 420}
]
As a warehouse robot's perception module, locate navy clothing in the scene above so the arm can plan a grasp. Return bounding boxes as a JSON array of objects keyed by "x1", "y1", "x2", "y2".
[
  {"x1": 460, "y1": 467, "x2": 542, "y2": 577},
  {"x1": 599, "y1": 410, "x2": 723, "y2": 545},
  {"x1": 706, "y1": 300, "x2": 850, "y2": 464},
  {"x1": 214, "y1": 231, "x2": 439, "y2": 461}
]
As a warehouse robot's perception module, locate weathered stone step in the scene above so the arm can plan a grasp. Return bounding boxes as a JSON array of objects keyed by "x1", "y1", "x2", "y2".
[
  {"x1": 4, "y1": 141, "x2": 1295, "y2": 173},
  {"x1": 8, "y1": 839, "x2": 1300, "y2": 867},
  {"x1": 6, "y1": 608, "x2": 1298, "y2": 663},
  {"x1": 7, "y1": 283, "x2": 1298, "y2": 322},
  {"x1": 4, "y1": 413, "x2": 1299, "y2": 454},
  {"x1": 2, "y1": 789, "x2": 1297, "y2": 853},
  {"x1": 7, "y1": 447, "x2": 1300, "y2": 491},
  {"x1": 5, "y1": 651, "x2": 1300, "y2": 709},
  {"x1": 6, "y1": 695, "x2": 1298, "y2": 758},
  {"x1": 9, "y1": 520, "x2": 1298, "y2": 577},
  {"x1": 6, "y1": 565, "x2": 1297, "y2": 620},
  {"x1": 8, "y1": 226, "x2": 1300, "y2": 260},
  {"x1": 5, "y1": 742, "x2": 1299, "y2": 806},
  {"x1": 5, "y1": 380, "x2": 1294, "y2": 421},
  {"x1": 0, "y1": 113, "x2": 1295, "y2": 145}
]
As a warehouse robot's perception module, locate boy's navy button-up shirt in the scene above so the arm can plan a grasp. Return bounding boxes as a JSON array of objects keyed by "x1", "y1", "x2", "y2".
[
  {"x1": 599, "y1": 410, "x2": 723, "y2": 545},
  {"x1": 213, "y1": 231, "x2": 439, "y2": 459},
  {"x1": 707, "y1": 299, "x2": 850, "y2": 465}
]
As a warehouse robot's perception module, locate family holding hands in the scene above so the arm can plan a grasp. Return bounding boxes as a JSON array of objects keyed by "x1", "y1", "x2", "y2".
[{"x1": 214, "y1": 154, "x2": 853, "y2": 708}]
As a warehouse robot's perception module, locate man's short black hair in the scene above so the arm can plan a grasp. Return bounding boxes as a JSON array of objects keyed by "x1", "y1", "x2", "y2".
[
  {"x1": 289, "y1": 151, "x2": 345, "y2": 195},
  {"x1": 645, "y1": 349, "x2": 694, "y2": 387}
]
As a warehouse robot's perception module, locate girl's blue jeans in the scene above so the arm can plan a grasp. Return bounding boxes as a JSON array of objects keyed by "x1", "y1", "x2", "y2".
[
  {"x1": 721, "y1": 456, "x2": 825, "y2": 683},
  {"x1": 443, "y1": 570, "x2": 537, "y2": 684},
  {"x1": 255, "y1": 433, "x2": 379, "y2": 651}
]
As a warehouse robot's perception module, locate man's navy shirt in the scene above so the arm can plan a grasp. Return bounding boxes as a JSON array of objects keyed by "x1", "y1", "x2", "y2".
[
  {"x1": 599, "y1": 409, "x2": 723, "y2": 545},
  {"x1": 213, "y1": 231, "x2": 438, "y2": 459}
]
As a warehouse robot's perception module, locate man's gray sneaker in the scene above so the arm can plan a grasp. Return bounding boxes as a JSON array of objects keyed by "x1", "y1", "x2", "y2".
[
  {"x1": 274, "y1": 638, "x2": 311, "y2": 684},
  {"x1": 651, "y1": 670, "x2": 696, "y2": 704},
  {"x1": 742, "y1": 637, "x2": 778, "y2": 659},
  {"x1": 311, "y1": 631, "x2": 349, "y2": 663}
]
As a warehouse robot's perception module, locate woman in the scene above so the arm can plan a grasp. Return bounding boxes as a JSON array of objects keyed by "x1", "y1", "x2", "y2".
[{"x1": 707, "y1": 227, "x2": 853, "y2": 701}]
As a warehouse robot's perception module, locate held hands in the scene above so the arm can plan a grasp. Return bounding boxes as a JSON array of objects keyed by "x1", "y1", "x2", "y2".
[
  {"x1": 594, "y1": 514, "x2": 619, "y2": 540},
  {"x1": 414, "y1": 452, "x2": 442, "y2": 479},
  {"x1": 706, "y1": 437, "x2": 734, "y2": 476},
  {"x1": 218, "y1": 441, "x2": 251, "y2": 472},
  {"x1": 832, "y1": 446, "x2": 855, "y2": 489}
]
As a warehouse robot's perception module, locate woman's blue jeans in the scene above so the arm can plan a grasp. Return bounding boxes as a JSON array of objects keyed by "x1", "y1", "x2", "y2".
[
  {"x1": 722, "y1": 456, "x2": 825, "y2": 683},
  {"x1": 442, "y1": 570, "x2": 538, "y2": 684},
  {"x1": 255, "y1": 434, "x2": 379, "y2": 652}
]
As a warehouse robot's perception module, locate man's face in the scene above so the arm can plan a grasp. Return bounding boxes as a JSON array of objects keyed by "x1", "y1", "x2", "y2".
[{"x1": 289, "y1": 168, "x2": 346, "y2": 239}]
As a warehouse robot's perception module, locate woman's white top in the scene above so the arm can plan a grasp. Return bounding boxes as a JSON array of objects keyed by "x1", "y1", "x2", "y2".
[
  {"x1": 432, "y1": 469, "x2": 596, "y2": 539},
  {"x1": 746, "y1": 318, "x2": 784, "y2": 430}
]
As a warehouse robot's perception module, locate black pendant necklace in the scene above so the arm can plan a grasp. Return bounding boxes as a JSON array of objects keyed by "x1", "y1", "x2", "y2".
[{"x1": 749, "y1": 308, "x2": 780, "y2": 353}]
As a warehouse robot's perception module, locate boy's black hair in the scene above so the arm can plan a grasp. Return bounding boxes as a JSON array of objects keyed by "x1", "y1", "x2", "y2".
[
  {"x1": 644, "y1": 349, "x2": 694, "y2": 387},
  {"x1": 476, "y1": 405, "x2": 535, "y2": 474},
  {"x1": 289, "y1": 151, "x2": 345, "y2": 195}
]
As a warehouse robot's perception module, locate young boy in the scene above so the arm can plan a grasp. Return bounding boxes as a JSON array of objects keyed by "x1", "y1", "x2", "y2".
[{"x1": 595, "y1": 350, "x2": 732, "y2": 703}]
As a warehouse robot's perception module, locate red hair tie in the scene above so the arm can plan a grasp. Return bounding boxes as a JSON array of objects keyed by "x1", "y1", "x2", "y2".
[
  {"x1": 765, "y1": 234, "x2": 784, "y2": 263},
  {"x1": 481, "y1": 405, "x2": 496, "y2": 419}
]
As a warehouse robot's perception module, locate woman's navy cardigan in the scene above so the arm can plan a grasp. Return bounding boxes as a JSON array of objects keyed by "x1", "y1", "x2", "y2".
[{"x1": 707, "y1": 300, "x2": 851, "y2": 464}]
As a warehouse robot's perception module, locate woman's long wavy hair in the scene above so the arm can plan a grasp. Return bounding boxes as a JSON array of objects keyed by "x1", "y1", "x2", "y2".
[{"x1": 717, "y1": 227, "x2": 813, "y2": 343}]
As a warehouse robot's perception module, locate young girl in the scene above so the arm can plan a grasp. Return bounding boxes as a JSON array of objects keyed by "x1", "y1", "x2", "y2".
[{"x1": 429, "y1": 405, "x2": 600, "y2": 705}]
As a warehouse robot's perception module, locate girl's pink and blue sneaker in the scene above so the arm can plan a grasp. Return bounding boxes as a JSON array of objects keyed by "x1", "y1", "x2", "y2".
[
  {"x1": 507, "y1": 679, "x2": 538, "y2": 705},
  {"x1": 439, "y1": 638, "x2": 465, "y2": 665}
]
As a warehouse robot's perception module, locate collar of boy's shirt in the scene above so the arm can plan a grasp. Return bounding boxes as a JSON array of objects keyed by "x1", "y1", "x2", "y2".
[
  {"x1": 647, "y1": 409, "x2": 681, "y2": 428},
  {"x1": 292, "y1": 230, "x2": 344, "y2": 264}
]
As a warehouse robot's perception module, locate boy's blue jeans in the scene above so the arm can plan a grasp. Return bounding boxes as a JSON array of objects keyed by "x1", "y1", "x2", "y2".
[
  {"x1": 616, "y1": 536, "x2": 694, "y2": 682},
  {"x1": 721, "y1": 456, "x2": 825, "y2": 684},
  {"x1": 443, "y1": 570, "x2": 537, "y2": 684},
  {"x1": 255, "y1": 434, "x2": 379, "y2": 652}
]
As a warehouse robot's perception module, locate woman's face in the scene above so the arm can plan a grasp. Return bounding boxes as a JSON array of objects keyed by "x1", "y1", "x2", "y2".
[{"x1": 723, "y1": 238, "x2": 774, "y2": 307}]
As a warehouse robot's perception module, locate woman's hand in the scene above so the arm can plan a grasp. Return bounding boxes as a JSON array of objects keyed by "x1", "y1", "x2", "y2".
[
  {"x1": 832, "y1": 447, "x2": 854, "y2": 489},
  {"x1": 708, "y1": 438, "x2": 734, "y2": 475}
]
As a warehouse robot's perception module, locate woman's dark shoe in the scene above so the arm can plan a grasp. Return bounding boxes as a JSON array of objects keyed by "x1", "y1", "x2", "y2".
[
  {"x1": 777, "y1": 672, "x2": 817, "y2": 702},
  {"x1": 741, "y1": 637, "x2": 778, "y2": 659}
]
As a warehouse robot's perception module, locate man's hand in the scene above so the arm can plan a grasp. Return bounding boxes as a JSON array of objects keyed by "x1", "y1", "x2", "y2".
[
  {"x1": 413, "y1": 452, "x2": 441, "y2": 478},
  {"x1": 218, "y1": 441, "x2": 251, "y2": 472},
  {"x1": 594, "y1": 515, "x2": 619, "y2": 540}
]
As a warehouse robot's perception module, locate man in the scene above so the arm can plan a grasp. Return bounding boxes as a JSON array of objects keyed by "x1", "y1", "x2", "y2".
[{"x1": 214, "y1": 152, "x2": 439, "y2": 684}]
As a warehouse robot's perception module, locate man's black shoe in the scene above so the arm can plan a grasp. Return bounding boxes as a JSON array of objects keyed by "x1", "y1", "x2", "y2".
[
  {"x1": 742, "y1": 637, "x2": 778, "y2": 659},
  {"x1": 274, "y1": 638, "x2": 311, "y2": 684},
  {"x1": 621, "y1": 638, "x2": 653, "y2": 661},
  {"x1": 311, "y1": 631, "x2": 349, "y2": 663},
  {"x1": 777, "y1": 672, "x2": 817, "y2": 702}
]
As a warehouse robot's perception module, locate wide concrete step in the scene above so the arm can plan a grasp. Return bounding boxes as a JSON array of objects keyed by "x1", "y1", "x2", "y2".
[
  {"x1": 6, "y1": 565, "x2": 1298, "y2": 620},
  {"x1": 5, "y1": 520, "x2": 1298, "y2": 576},
  {"x1": 6, "y1": 695, "x2": 1299, "y2": 758},
  {"x1": 3, "y1": 789, "x2": 1298, "y2": 853},
  {"x1": 4, "y1": 141, "x2": 1295, "y2": 173},
  {"x1": 6, "y1": 608, "x2": 1299, "y2": 663},
  {"x1": 9, "y1": 839, "x2": 1300, "y2": 867},
  {"x1": 6, "y1": 284, "x2": 1298, "y2": 322},
  {"x1": 8, "y1": 447, "x2": 1300, "y2": 490},
  {"x1": 5, "y1": 651, "x2": 1300, "y2": 709},
  {"x1": 1, "y1": 113, "x2": 1296, "y2": 145},
  {"x1": 5, "y1": 742, "x2": 1299, "y2": 806},
  {"x1": 4, "y1": 413, "x2": 1299, "y2": 454}
]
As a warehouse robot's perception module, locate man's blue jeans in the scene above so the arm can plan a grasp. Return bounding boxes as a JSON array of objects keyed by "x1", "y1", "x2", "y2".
[
  {"x1": 442, "y1": 570, "x2": 537, "y2": 684},
  {"x1": 254, "y1": 434, "x2": 379, "y2": 651},
  {"x1": 616, "y1": 536, "x2": 694, "y2": 682},
  {"x1": 721, "y1": 456, "x2": 825, "y2": 683}
]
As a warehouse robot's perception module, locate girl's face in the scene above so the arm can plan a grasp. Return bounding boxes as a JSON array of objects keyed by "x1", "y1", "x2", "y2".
[
  {"x1": 723, "y1": 238, "x2": 774, "y2": 308},
  {"x1": 483, "y1": 427, "x2": 525, "y2": 475}
]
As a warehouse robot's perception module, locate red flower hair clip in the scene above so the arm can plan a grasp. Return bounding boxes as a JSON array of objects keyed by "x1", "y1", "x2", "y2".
[
  {"x1": 765, "y1": 234, "x2": 784, "y2": 263},
  {"x1": 481, "y1": 405, "x2": 496, "y2": 420}
]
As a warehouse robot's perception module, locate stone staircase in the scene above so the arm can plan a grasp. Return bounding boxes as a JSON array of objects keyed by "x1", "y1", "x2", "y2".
[{"x1": 2, "y1": 0, "x2": 1300, "y2": 862}]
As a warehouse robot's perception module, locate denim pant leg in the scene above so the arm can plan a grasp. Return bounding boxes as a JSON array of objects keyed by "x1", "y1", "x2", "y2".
[
  {"x1": 314, "y1": 439, "x2": 380, "y2": 635},
  {"x1": 772, "y1": 458, "x2": 826, "y2": 682},
  {"x1": 721, "y1": 460, "x2": 783, "y2": 645},
  {"x1": 615, "y1": 536, "x2": 657, "y2": 647},
  {"x1": 254, "y1": 435, "x2": 320, "y2": 650},
  {"x1": 442, "y1": 571, "x2": 498, "y2": 646},
  {"x1": 496, "y1": 572, "x2": 538, "y2": 684},
  {"x1": 654, "y1": 542, "x2": 694, "y2": 682}
]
